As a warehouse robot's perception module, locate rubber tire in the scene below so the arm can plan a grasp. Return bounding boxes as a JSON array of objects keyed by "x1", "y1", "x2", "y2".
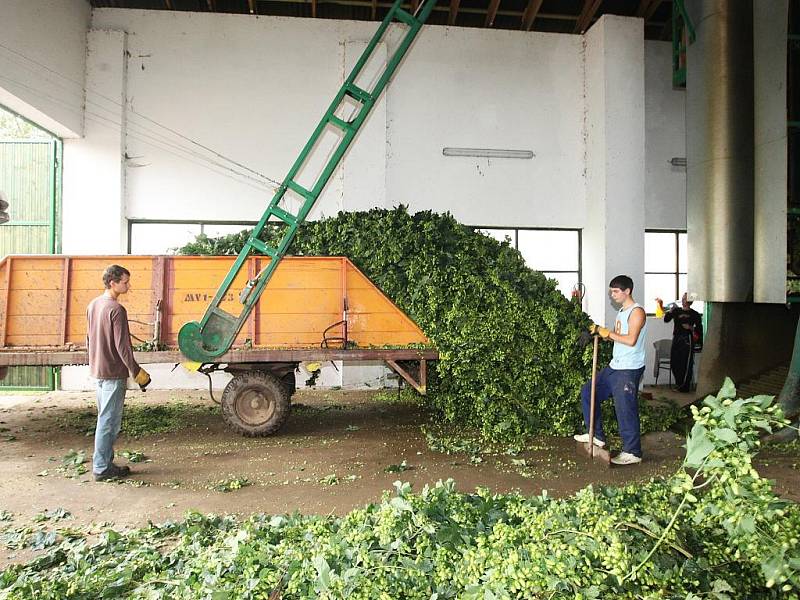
[
  {"x1": 221, "y1": 371, "x2": 291, "y2": 437},
  {"x1": 281, "y1": 372, "x2": 297, "y2": 397}
]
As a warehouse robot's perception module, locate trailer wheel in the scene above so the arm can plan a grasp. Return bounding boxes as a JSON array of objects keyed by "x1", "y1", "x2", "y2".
[
  {"x1": 281, "y1": 372, "x2": 297, "y2": 397},
  {"x1": 221, "y1": 371, "x2": 290, "y2": 436}
]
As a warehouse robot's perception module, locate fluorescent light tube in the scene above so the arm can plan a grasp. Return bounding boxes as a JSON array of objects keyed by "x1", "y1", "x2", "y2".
[{"x1": 442, "y1": 147, "x2": 534, "y2": 159}]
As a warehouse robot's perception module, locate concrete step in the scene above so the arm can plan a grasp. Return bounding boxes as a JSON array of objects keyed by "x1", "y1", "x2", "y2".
[{"x1": 736, "y1": 364, "x2": 789, "y2": 398}]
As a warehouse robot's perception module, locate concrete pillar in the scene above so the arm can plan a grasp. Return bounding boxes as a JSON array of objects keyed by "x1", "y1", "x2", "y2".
[
  {"x1": 583, "y1": 16, "x2": 646, "y2": 327},
  {"x1": 685, "y1": 0, "x2": 755, "y2": 302},
  {"x1": 62, "y1": 29, "x2": 128, "y2": 254},
  {"x1": 753, "y1": 1, "x2": 789, "y2": 303}
]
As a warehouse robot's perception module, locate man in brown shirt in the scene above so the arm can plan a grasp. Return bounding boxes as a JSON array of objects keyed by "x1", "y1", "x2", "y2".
[{"x1": 87, "y1": 265, "x2": 151, "y2": 481}]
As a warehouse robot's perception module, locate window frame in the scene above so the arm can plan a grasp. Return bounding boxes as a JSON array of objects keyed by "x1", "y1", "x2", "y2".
[
  {"x1": 127, "y1": 219, "x2": 258, "y2": 254},
  {"x1": 644, "y1": 228, "x2": 687, "y2": 316},
  {"x1": 473, "y1": 225, "x2": 582, "y2": 295}
]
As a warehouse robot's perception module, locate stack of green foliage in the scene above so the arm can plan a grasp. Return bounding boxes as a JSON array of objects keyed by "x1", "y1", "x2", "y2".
[
  {"x1": 178, "y1": 206, "x2": 672, "y2": 441},
  {"x1": 2, "y1": 381, "x2": 797, "y2": 598}
]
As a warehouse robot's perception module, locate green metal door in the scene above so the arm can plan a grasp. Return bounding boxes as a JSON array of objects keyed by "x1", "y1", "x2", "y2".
[{"x1": 0, "y1": 139, "x2": 61, "y2": 390}]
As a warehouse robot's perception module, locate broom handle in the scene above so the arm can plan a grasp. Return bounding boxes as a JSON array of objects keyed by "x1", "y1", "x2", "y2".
[{"x1": 588, "y1": 333, "x2": 599, "y2": 459}]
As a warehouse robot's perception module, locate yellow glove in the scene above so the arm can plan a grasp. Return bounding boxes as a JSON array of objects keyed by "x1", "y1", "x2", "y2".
[
  {"x1": 589, "y1": 324, "x2": 610, "y2": 339},
  {"x1": 134, "y1": 368, "x2": 151, "y2": 391},
  {"x1": 654, "y1": 298, "x2": 665, "y2": 318}
]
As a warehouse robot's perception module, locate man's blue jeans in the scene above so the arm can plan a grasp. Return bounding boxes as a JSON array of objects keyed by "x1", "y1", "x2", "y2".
[
  {"x1": 580, "y1": 366, "x2": 645, "y2": 457},
  {"x1": 93, "y1": 378, "x2": 126, "y2": 474}
]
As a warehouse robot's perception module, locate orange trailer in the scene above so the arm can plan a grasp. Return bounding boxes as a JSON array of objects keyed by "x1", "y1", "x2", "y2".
[{"x1": 0, "y1": 255, "x2": 436, "y2": 435}]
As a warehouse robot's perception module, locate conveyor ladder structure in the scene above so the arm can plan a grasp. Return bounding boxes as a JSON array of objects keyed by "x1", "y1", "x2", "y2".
[{"x1": 179, "y1": 0, "x2": 437, "y2": 362}]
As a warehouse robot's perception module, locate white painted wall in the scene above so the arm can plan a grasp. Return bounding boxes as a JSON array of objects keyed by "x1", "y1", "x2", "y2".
[
  {"x1": 342, "y1": 40, "x2": 388, "y2": 213},
  {"x1": 62, "y1": 30, "x2": 128, "y2": 254},
  {"x1": 0, "y1": 0, "x2": 90, "y2": 138},
  {"x1": 59, "y1": 361, "x2": 233, "y2": 392},
  {"x1": 582, "y1": 20, "x2": 607, "y2": 326},
  {"x1": 644, "y1": 41, "x2": 686, "y2": 230},
  {"x1": 641, "y1": 41, "x2": 688, "y2": 384},
  {"x1": 91, "y1": 11, "x2": 370, "y2": 225},
  {"x1": 388, "y1": 27, "x2": 585, "y2": 227},
  {"x1": 87, "y1": 9, "x2": 587, "y2": 231},
  {"x1": 76, "y1": 10, "x2": 680, "y2": 280}
]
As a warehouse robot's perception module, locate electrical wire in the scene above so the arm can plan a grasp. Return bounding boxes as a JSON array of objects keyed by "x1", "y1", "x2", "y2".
[
  {"x1": 0, "y1": 12, "x2": 411, "y2": 199},
  {"x1": 0, "y1": 42, "x2": 282, "y2": 188},
  {"x1": 87, "y1": 110, "x2": 277, "y2": 192},
  {"x1": 0, "y1": 73, "x2": 277, "y2": 192},
  {"x1": 0, "y1": 15, "x2": 413, "y2": 220}
]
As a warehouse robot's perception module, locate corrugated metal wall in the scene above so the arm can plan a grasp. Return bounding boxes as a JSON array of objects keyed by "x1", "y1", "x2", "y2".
[
  {"x1": 0, "y1": 141, "x2": 55, "y2": 253},
  {"x1": 0, "y1": 140, "x2": 59, "y2": 389}
]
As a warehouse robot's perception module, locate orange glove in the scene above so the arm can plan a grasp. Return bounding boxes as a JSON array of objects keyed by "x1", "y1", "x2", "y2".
[
  {"x1": 134, "y1": 368, "x2": 151, "y2": 391},
  {"x1": 589, "y1": 324, "x2": 610, "y2": 339}
]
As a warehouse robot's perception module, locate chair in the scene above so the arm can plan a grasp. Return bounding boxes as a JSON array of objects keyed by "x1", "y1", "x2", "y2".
[{"x1": 653, "y1": 339, "x2": 672, "y2": 386}]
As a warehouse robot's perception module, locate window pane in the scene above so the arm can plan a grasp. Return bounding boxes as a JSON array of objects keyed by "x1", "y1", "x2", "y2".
[
  {"x1": 518, "y1": 230, "x2": 579, "y2": 271},
  {"x1": 678, "y1": 233, "x2": 688, "y2": 272},
  {"x1": 130, "y1": 223, "x2": 201, "y2": 254},
  {"x1": 644, "y1": 273, "x2": 678, "y2": 314},
  {"x1": 543, "y1": 271, "x2": 579, "y2": 298},
  {"x1": 478, "y1": 228, "x2": 515, "y2": 246},
  {"x1": 202, "y1": 224, "x2": 253, "y2": 238},
  {"x1": 645, "y1": 232, "x2": 677, "y2": 272}
]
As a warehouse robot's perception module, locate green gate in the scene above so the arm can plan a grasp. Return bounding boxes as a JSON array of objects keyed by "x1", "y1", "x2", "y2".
[{"x1": 0, "y1": 138, "x2": 62, "y2": 390}]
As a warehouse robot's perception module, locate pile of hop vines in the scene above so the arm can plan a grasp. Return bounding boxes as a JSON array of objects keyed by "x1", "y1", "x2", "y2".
[
  {"x1": 177, "y1": 206, "x2": 685, "y2": 443},
  {"x1": 1, "y1": 379, "x2": 798, "y2": 599}
]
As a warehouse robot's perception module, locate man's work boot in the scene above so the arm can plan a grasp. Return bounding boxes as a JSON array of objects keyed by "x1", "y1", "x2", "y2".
[{"x1": 94, "y1": 463, "x2": 132, "y2": 482}]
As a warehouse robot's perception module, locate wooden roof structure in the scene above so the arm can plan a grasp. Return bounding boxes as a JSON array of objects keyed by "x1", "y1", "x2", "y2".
[{"x1": 89, "y1": 0, "x2": 676, "y2": 40}]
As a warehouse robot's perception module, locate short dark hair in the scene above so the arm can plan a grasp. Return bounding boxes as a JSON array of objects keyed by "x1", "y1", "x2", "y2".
[
  {"x1": 102, "y1": 264, "x2": 130, "y2": 288},
  {"x1": 608, "y1": 275, "x2": 634, "y2": 292}
]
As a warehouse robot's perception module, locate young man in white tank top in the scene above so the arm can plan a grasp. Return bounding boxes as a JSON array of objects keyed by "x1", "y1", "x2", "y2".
[{"x1": 573, "y1": 275, "x2": 647, "y2": 465}]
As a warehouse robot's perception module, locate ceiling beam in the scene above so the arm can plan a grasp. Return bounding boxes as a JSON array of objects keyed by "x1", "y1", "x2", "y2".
[
  {"x1": 637, "y1": 0, "x2": 663, "y2": 21},
  {"x1": 217, "y1": 0, "x2": 575, "y2": 22},
  {"x1": 448, "y1": 0, "x2": 460, "y2": 26},
  {"x1": 636, "y1": 0, "x2": 654, "y2": 17},
  {"x1": 573, "y1": 0, "x2": 602, "y2": 34},
  {"x1": 485, "y1": 0, "x2": 500, "y2": 27},
  {"x1": 520, "y1": 0, "x2": 543, "y2": 31},
  {"x1": 660, "y1": 14, "x2": 673, "y2": 40}
]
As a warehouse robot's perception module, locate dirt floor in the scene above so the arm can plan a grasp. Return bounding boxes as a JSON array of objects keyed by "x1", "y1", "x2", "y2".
[{"x1": 0, "y1": 388, "x2": 798, "y2": 568}]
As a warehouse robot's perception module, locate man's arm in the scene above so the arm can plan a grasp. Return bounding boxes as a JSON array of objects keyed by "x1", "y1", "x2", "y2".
[
  {"x1": 608, "y1": 306, "x2": 646, "y2": 347},
  {"x1": 111, "y1": 305, "x2": 141, "y2": 378}
]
